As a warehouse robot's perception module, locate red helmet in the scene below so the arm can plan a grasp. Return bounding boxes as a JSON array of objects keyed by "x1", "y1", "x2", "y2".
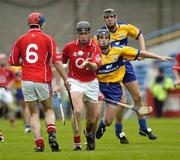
[{"x1": 28, "y1": 12, "x2": 45, "y2": 27}]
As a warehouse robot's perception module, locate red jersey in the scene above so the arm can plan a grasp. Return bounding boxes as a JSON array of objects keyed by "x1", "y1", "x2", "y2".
[
  {"x1": 0, "y1": 67, "x2": 15, "y2": 88},
  {"x1": 62, "y1": 39, "x2": 101, "y2": 82},
  {"x1": 173, "y1": 53, "x2": 180, "y2": 71},
  {"x1": 9, "y1": 28, "x2": 61, "y2": 83}
]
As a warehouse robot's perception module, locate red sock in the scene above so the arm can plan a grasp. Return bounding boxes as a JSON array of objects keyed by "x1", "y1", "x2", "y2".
[
  {"x1": 35, "y1": 137, "x2": 44, "y2": 148},
  {"x1": 47, "y1": 124, "x2": 56, "y2": 133},
  {"x1": 74, "y1": 135, "x2": 81, "y2": 146}
]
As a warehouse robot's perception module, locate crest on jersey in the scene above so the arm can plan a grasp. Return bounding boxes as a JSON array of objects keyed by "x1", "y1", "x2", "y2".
[
  {"x1": 113, "y1": 55, "x2": 119, "y2": 61},
  {"x1": 120, "y1": 34, "x2": 125, "y2": 39},
  {"x1": 77, "y1": 50, "x2": 83, "y2": 56},
  {"x1": 95, "y1": 54, "x2": 101, "y2": 62}
]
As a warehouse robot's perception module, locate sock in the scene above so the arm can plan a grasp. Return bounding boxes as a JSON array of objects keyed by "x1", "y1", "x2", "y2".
[
  {"x1": 25, "y1": 125, "x2": 31, "y2": 128},
  {"x1": 99, "y1": 118, "x2": 105, "y2": 129},
  {"x1": 138, "y1": 118, "x2": 147, "y2": 131},
  {"x1": 115, "y1": 123, "x2": 123, "y2": 136},
  {"x1": 47, "y1": 124, "x2": 56, "y2": 133},
  {"x1": 74, "y1": 135, "x2": 81, "y2": 147},
  {"x1": 47, "y1": 124, "x2": 56, "y2": 138},
  {"x1": 35, "y1": 137, "x2": 44, "y2": 148}
]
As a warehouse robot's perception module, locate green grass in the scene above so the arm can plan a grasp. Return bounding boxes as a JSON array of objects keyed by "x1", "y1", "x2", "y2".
[{"x1": 0, "y1": 118, "x2": 180, "y2": 160}]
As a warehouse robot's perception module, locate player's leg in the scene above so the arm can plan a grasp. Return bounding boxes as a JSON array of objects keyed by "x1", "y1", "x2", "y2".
[
  {"x1": 26, "y1": 100, "x2": 44, "y2": 152},
  {"x1": 96, "y1": 82, "x2": 122, "y2": 140},
  {"x1": 83, "y1": 79, "x2": 99, "y2": 150},
  {"x1": 121, "y1": 62, "x2": 157, "y2": 140},
  {"x1": 67, "y1": 78, "x2": 85, "y2": 150},
  {"x1": 70, "y1": 91, "x2": 83, "y2": 150},
  {"x1": 96, "y1": 102, "x2": 119, "y2": 139},
  {"x1": 84, "y1": 99, "x2": 97, "y2": 150},
  {"x1": 21, "y1": 80, "x2": 44, "y2": 152},
  {"x1": 3, "y1": 90, "x2": 15, "y2": 126},
  {"x1": 41, "y1": 98, "x2": 60, "y2": 152},
  {"x1": 16, "y1": 89, "x2": 31, "y2": 133},
  {"x1": 36, "y1": 82, "x2": 60, "y2": 152},
  {"x1": 115, "y1": 91, "x2": 129, "y2": 144},
  {"x1": 92, "y1": 95, "x2": 103, "y2": 134}
]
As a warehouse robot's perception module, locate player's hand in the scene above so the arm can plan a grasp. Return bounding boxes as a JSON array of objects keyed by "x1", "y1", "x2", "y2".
[
  {"x1": 64, "y1": 80, "x2": 71, "y2": 91},
  {"x1": 160, "y1": 56, "x2": 175, "y2": 62},
  {"x1": 54, "y1": 85, "x2": 60, "y2": 93}
]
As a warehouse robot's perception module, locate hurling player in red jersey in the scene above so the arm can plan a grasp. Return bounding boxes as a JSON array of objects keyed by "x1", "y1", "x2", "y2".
[
  {"x1": 9, "y1": 12, "x2": 68, "y2": 152},
  {"x1": 61, "y1": 21, "x2": 101, "y2": 151},
  {"x1": 0, "y1": 54, "x2": 16, "y2": 142},
  {"x1": 0, "y1": 54, "x2": 16, "y2": 125}
]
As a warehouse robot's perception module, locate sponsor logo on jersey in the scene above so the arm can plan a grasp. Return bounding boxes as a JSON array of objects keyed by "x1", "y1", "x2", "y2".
[{"x1": 106, "y1": 64, "x2": 112, "y2": 69}]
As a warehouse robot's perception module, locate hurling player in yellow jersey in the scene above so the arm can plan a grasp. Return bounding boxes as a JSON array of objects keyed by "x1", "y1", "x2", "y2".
[
  {"x1": 11, "y1": 66, "x2": 31, "y2": 133},
  {"x1": 94, "y1": 8, "x2": 156, "y2": 143},
  {"x1": 95, "y1": 29, "x2": 174, "y2": 143}
]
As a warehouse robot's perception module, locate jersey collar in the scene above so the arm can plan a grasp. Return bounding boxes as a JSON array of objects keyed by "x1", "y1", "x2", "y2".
[
  {"x1": 76, "y1": 38, "x2": 93, "y2": 47},
  {"x1": 28, "y1": 28, "x2": 42, "y2": 33}
]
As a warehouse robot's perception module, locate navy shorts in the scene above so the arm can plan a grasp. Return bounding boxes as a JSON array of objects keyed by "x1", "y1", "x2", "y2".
[
  {"x1": 16, "y1": 88, "x2": 24, "y2": 101},
  {"x1": 99, "y1": 82, "x2": 123, "y2": 106},
  {"x1": 122, "y1": 61, "x2": 137, "y2": 83}
]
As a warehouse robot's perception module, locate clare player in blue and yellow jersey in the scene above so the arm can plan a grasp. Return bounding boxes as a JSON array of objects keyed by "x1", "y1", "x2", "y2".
[
  {"x1": 95, "y1": 29, "x2": 174, "y2": 143},
  {"x1": 93, "y1": 8, "x2": 157, "y2": 144}
]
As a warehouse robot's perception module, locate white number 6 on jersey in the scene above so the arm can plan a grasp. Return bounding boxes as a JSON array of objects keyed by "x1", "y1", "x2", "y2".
[{"x1": 26, "y1": 44, "x2": 38, "y2": 63}]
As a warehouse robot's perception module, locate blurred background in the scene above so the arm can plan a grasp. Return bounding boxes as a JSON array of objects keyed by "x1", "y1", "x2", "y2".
[{"x1": 0, "y1": 0, "x2": 179, "y2": 120}]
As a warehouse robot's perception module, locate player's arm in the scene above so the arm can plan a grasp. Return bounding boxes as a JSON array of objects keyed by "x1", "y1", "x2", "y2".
[
  {"x1": 8, "y1": 40, "x2": 22, "y2": 66},
  {"x1": 137, "y1": 34, "x2": 146, "y2": 51},
  {"x1": 121, "y1": 46, "x2": 174, "y2": 62},
  {"x1": 50, "y1": 37, "x2": 68, "y2": 83},
  {"x1": 82, "y1": 44, "x2": 101, "y2": 71},
  {"x1": 139, "y1": 50, "x2": 174, "y2": 61},
  {"x1": 54, "y1": 61, "x2": 67, "y2": 83}
]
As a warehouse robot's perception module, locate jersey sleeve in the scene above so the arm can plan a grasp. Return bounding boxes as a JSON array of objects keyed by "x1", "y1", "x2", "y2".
[
  {"x1": 9, "y1": 39, "x2": 21, "y2": 66},
  {"x1": 91, "y1": 43, "x2": 102, "y2": 67},
  {"x1": 126, "y1": 24, "x2": 141, "y2": 39},
  {"x1": 121, "y1": 46, "x2": 140, "y2": 60},
  {"x1": 61, "y1": 45, "x2": 69, "y2": 64},
  {"x1": 49, "y1": 37, "x2": 61, "y2": 63}
]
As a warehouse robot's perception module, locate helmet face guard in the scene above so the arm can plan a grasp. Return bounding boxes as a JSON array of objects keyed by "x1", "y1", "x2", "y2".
[
  {"x1": 96, "y1": 29, "x2": 110, "y2": 40},
  {"x1": 28, "y1": 12, "x2": 45, "y2": 27},
  {"x1": 103, "y1": 8, "x2": 116, "y2": 18},
  {"x1": 76, "y1": 21, "x2": 90, "y2": 33}
]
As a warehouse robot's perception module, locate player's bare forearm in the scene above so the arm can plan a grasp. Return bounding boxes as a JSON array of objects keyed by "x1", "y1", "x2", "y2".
[
  {"x1": 54, "y1": 61, "x2": 68, "y2": 82},
  {"x1": 86, "y1": 62, "x2": 98, "y2": 71},
  {"x1": 138, "y1": 34, "x2": 146, "y2": 51},
  {"x1": 139, "y1": 51, "x2": 174, "y2": 61}
]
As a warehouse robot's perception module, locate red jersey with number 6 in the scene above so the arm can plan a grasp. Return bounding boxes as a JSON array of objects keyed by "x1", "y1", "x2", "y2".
[
  {"x1": 61, "y1": 39, "x2": 101, "y2": 82},
  {"x1": 9, "y1": 28, "x2": 61, "y2": 83}
]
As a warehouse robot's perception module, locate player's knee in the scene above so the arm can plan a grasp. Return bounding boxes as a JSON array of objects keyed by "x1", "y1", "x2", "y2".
[
  {"x1": 105, "y1": 118, "x2": 113, "y2": 126},
  {"x1": 74, "y1": 109, "x2": 82, "y2": 118}
]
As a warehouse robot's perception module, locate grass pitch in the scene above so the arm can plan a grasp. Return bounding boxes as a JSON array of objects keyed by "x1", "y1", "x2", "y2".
[{"x1": 0, "y1": 118, "x2": 180, "y2": 160}]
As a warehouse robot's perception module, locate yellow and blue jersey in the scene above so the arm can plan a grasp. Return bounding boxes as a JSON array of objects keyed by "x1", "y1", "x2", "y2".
[
  {"x1": 11, "y1": 66, "x2": 22, "y2": 89},
  {"x1": 101, "y1": 22, "x2": 141, "y2": 47},
  {"x1": 97, "y1": 46, "x2": 140, "y2": 83}
]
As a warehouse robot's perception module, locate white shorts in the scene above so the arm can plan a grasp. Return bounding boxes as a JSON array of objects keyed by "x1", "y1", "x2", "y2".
[
  {"x1": 0, "y1": 87, "x2": 13, "y2": 104},
  {"x1": 68, "y1": 78, "x2": 99, "y2": 103},
  {"x1": 21, "y1": 80, "x2": 52, "y2": 102}
]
